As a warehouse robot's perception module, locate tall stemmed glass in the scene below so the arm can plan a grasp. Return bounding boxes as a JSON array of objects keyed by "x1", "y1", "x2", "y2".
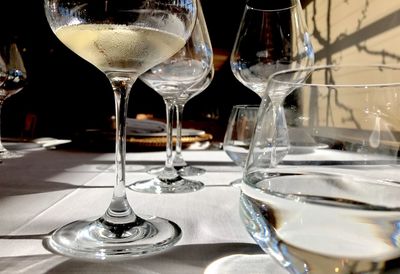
[
  {"x1": 173, "y1": 65, "x2": 214, "y2": 176},
  {"x1": 0, "y1": 41, "x2": 27, "y2": 159},
  {"x1": 230, "y1": 0, "x2": 314, "y2": 167},
  {"x1": 133, "y1": 0, "x2": 212, "y2": 193},
  {"x1": 44, "y1": 0, "x2": 197, "y2": 260}
]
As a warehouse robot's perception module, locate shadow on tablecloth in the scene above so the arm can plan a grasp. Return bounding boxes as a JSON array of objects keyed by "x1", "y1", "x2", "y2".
[{"x1": 0, "y1": 242, "x2": 271, "y2": 274}]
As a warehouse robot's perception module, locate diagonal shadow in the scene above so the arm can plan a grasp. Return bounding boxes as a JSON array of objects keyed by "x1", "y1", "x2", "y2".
[
  {"x1": 0, "y1": 242, "x2": 265, "y2": 274},
  {"x1": 0, "y1": 179, "x2": 113, "y2": 199},
  {"x1": 44, "y1": 243, "x2": 264, "y2": 274},
  {"x1": 0, "y1": 232, "x2": 52, "y2": 240},
  {"x1": 0, "y1": 150, "x2": 115, "y2": 199},
  {"x1": 0, "y1": 149, "x2": 240, "y2": 199}
]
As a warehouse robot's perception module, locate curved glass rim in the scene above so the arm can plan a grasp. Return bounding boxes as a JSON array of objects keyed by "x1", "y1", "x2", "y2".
[
  {"x1": 268, "y1": 64, "x2": 400, "y2": 88},
  {"x1": 232, "y1": 104, "x2": 260, "y2": 109},
  {"x1": 246, "y1": 3, "x2": 296, "y2": 12}
]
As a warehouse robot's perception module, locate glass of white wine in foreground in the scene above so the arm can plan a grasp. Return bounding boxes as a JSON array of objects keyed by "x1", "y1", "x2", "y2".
[{"x1": 44, "y1": 0, "x2": 197, "y2": 260}]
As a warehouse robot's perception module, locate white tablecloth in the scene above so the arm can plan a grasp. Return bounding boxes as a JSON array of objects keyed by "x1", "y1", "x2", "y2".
[
  {"x1": 1, "y1": 146, "x2": 398, "y2": 273},
  {"x1": 0, "y1": 148, "x2": 289, "y2": 274}
]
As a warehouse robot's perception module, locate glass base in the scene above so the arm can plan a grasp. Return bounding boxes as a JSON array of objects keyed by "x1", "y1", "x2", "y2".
[
  {"x1": 0, "y1": 149, "x2": 23, "y2": 159},
  {"x1": 230, "y1": 178, "x2": 242, "y2": 187},
  {"x1": 129, "y1": 177, "x2": 204, "y2": 194},
  {"x1": 45, "y1": 216, "x2": 182, "y2": 261},
  {"x1": 147, "y1": 165, "x2": 206, "y2": 177},
  {"x1": 177, "y1": 165, "x2": 206, "y2": 176},
  {"x1": 147, "y1": 166, "x2": 165, "y2": 175}
]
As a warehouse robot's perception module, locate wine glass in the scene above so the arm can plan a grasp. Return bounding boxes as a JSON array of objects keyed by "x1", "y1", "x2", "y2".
[
  {"x1": 223, "y1": 105, "x2": 258, "y2": 186},
  {"x1": 0, "y1": 41, "x2": 27, "y2": 159},
  {"x1": 44, "y1": 0, "x2": 197, "y2": 260},
  {"x1": 132, "y1": 0, "x2": 212, "y2": 194},
  {"x1": 230, "y1": 0, "x2": 314, "y2": 167},
  {"x1": 241, "y1": 64, "x2": 400, "y2": 273},
  {"x1": 173, "y1": 65, "x2": 214, "y2": 176}
]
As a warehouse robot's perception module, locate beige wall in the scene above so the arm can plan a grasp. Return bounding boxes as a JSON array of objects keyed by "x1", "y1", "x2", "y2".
[
  {"x1": 298, "y1": 0, "x2": 400, "y2": 138},
  {"x1": 304, "y1": 0, "x2": 400, "y2": 65}
]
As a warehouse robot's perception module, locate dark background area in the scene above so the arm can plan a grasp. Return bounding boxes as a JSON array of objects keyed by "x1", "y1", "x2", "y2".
[{"x1": 0, "y1": 0, "x2": 275, "y2": 142}]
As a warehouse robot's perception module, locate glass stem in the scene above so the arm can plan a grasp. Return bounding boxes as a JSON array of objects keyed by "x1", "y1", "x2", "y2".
[
  {"x1": 270, "y1": 102, "x2": 280, "y2": 168},
  {"x1": 0, "y1": 103, "x2": 5, "y2": 152},
  {"x1": 173, "y1": 103, "x2": 186, "y2": 167},
  {"x1": 158, "y1": 99, "x2": 180, "y2": 182},
  {"x1": 103, "y1": 77, "x2": 137, "y2": 224}
]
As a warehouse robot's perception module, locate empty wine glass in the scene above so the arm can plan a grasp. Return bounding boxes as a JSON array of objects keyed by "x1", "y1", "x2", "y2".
[
  {"x1": 44, "y1": 0, "x2": 197, "y2": 260},
  {"x1": 173, "y1": 65, "x2": 214, "y2": 176},
  {"x1": 230, "y1": 0, "x2": 314, "y2": 167},
  {"x1": 132, "y1": 0, "x2": 212, "y2": 193},
  {"x1": 223, "y1": 105, "x2": 258, "y2": 186},
  {"x1": 0, "y1": 41, "x2": 27, "y2": 159},
  {"x1": 241, "y1": 64, "x2": 400, "y2": 273}
]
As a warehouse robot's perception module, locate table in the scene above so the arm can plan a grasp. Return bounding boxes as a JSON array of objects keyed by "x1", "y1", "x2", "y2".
[
  {"x1": 1, "y1": 146, "x2": 399, "y2": 273},
  {"x1": 0, "y1": 147, "x2": 289, "y2": 274}
]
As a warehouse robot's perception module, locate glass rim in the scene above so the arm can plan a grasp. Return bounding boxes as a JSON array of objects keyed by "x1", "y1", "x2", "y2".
[
  {"x1": 246, "y1": 3, "x2": 296, "y2": 12},
  {"x1": 232, "y1": 104, "x2": 260, "y2": 109},
  {"x1": 268, "y1": 64, "x2": 400, "y2": 88}
]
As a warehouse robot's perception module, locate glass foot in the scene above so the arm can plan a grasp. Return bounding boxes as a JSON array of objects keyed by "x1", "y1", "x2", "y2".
[
  {"x1": 147, "y1": 165, "x2": 206, "y2": 177},
  {"x1": 147, "y1": 166, "x2": 165, "y2": 175},
  {"x1": 230, "y1": 178, "x2": 242, "y2": 187},
  {"x1": 177, "y1": 165, "x2": 206, "y2": 176},
  {"x1": 0, "y1": 149, "x2": 23, "y2": 159},
  {"x1": 129, "y1": 177, "x2": 204, "y2": 194},
  {"x1": 45, "y1": 216, "x2": 182, "y2": 260}
]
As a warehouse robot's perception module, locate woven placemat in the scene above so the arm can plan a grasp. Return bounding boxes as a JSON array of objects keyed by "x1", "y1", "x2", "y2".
[{"x1": 127, "y1": 133, "x2": 213, "y2": 148}]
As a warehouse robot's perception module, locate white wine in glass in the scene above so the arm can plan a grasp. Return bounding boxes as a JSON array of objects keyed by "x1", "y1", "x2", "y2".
[{"x1": 44, "y1": 0, "x2": 197, "y2": 260}]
